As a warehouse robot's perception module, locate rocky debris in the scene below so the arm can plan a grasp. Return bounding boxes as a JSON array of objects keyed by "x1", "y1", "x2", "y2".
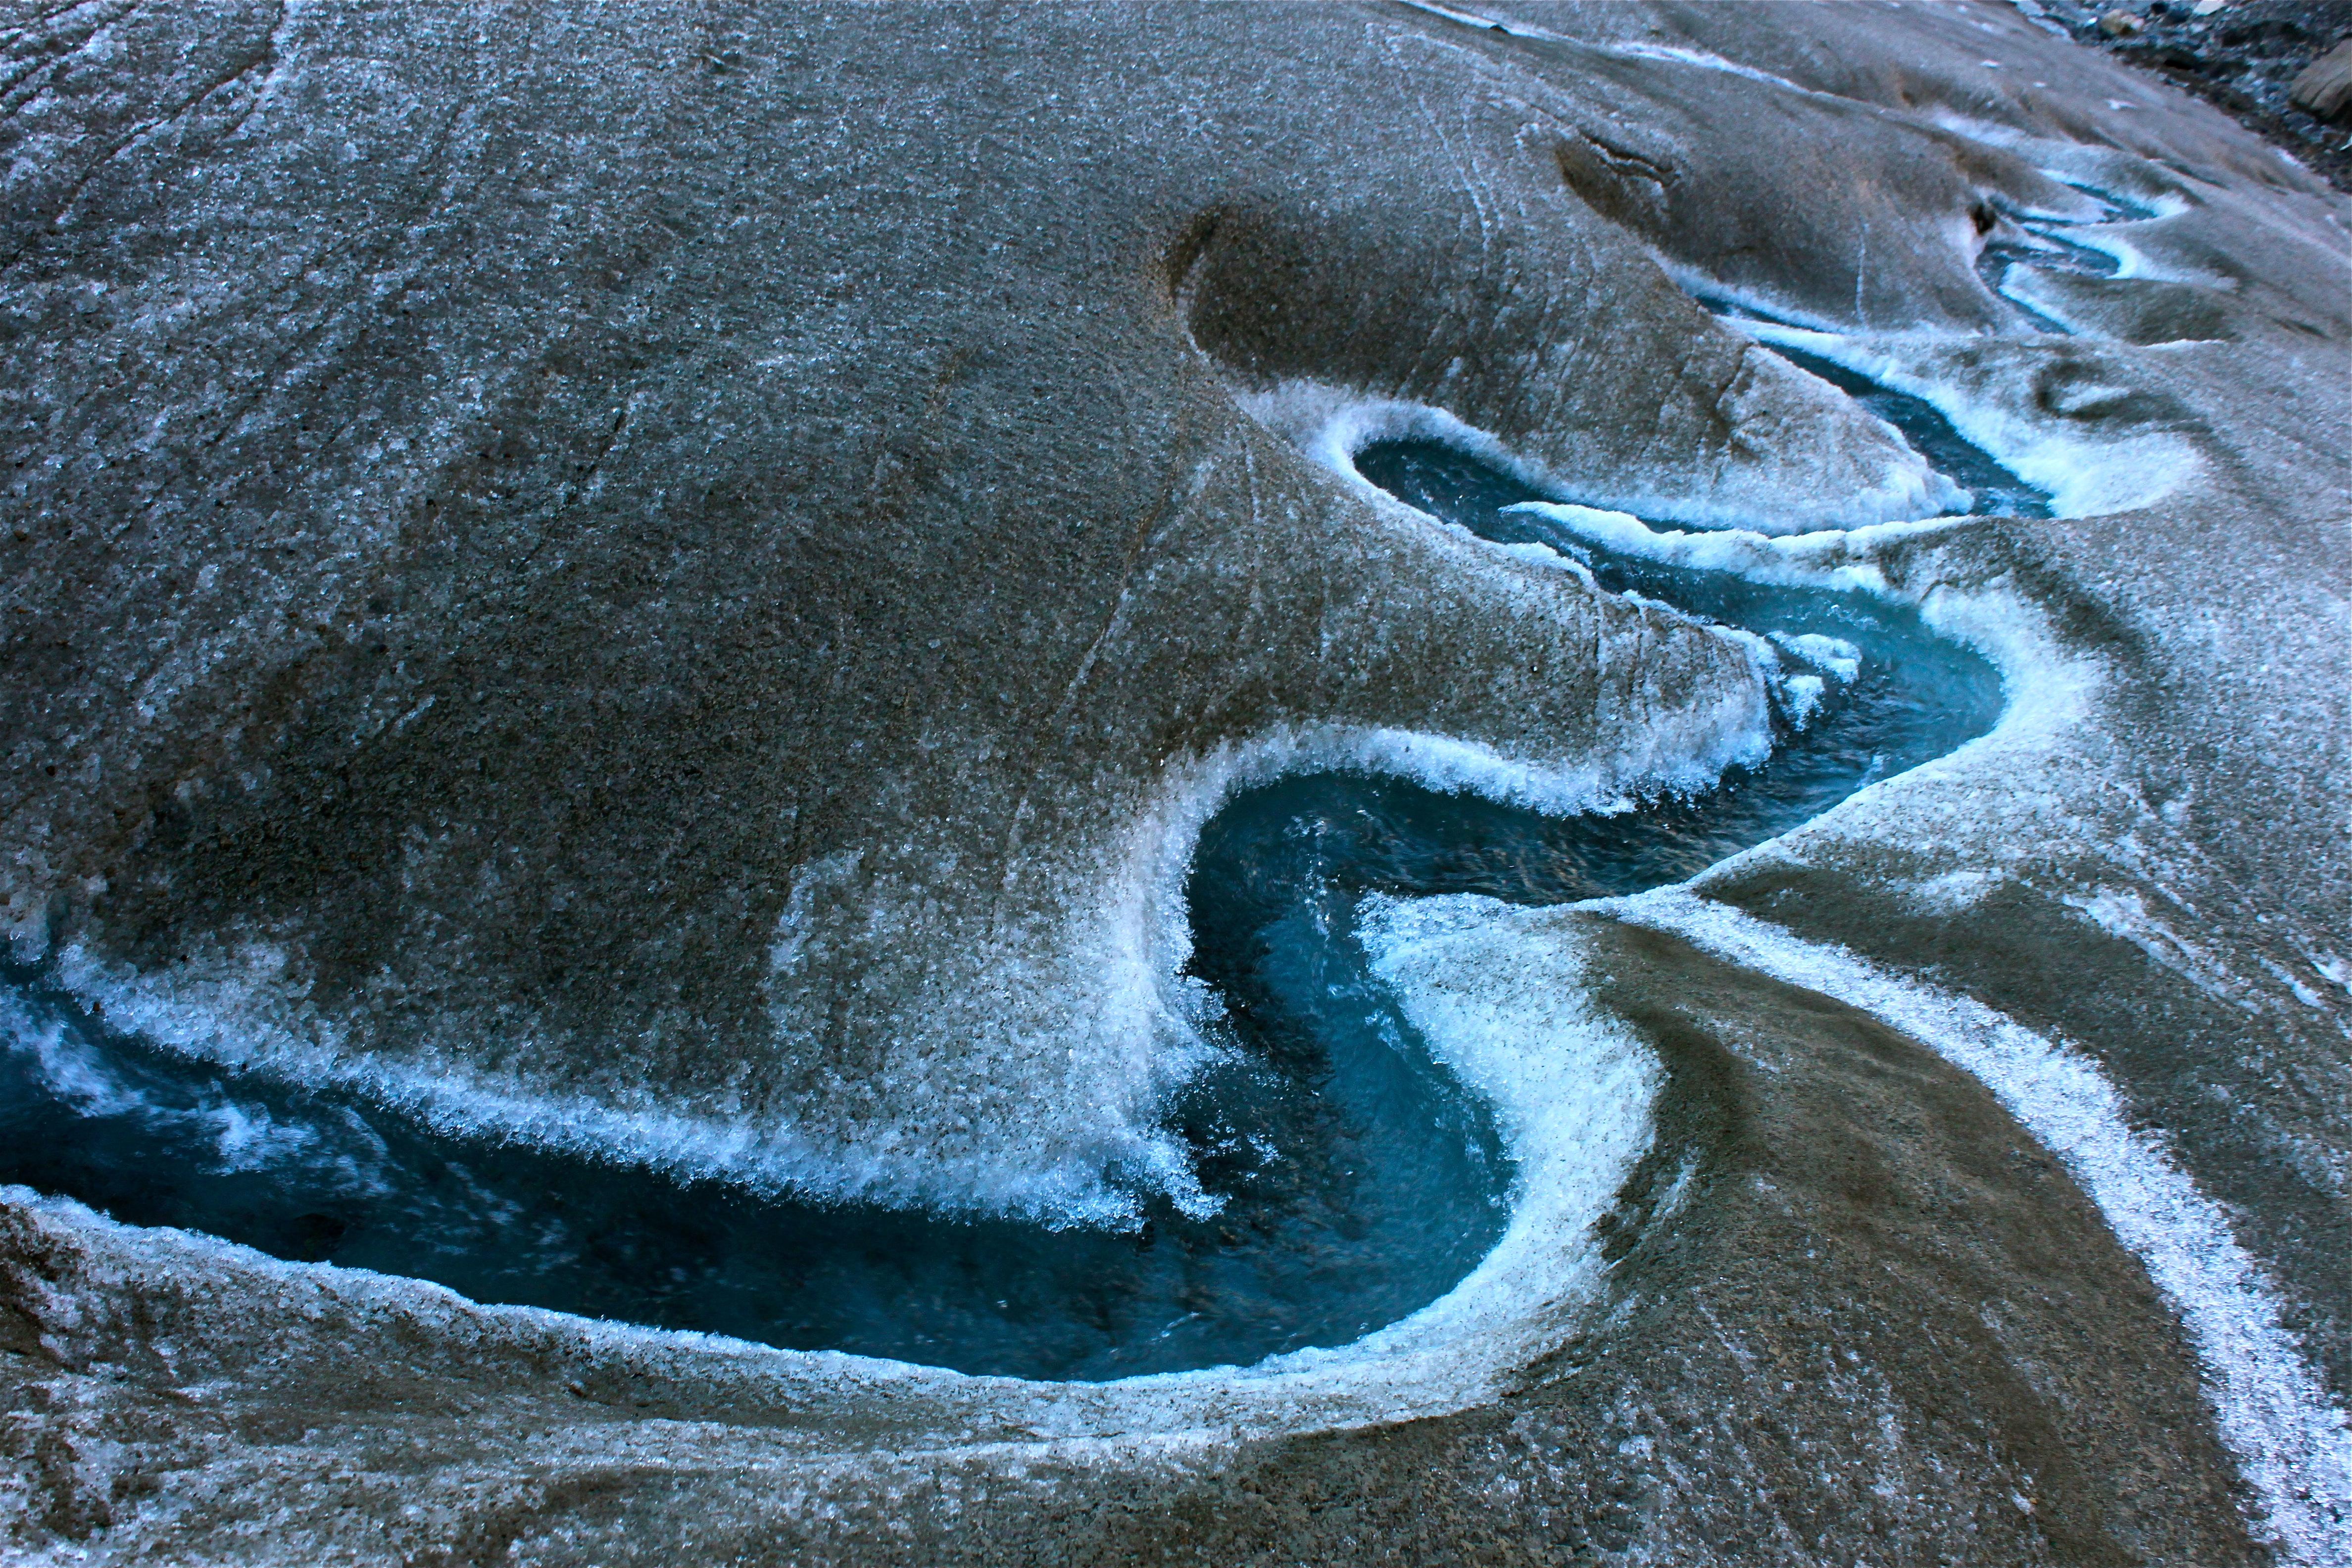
[
  {"x1": 2029, "y1": 0, "x2": 2352, "y2": 185},
  {"x1": 2292, "y1": 38, "x2": 2352, "y2": 114}
]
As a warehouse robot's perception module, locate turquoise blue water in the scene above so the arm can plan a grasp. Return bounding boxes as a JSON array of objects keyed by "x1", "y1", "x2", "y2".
[{"x1": 0, "y1": 428, "x2": 2005, "y2": 1381}]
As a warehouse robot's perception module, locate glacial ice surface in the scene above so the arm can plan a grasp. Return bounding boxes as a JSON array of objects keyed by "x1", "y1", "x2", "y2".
[{"x1": 0, "y1": 438, "x2": 2001, "y2": 1379}]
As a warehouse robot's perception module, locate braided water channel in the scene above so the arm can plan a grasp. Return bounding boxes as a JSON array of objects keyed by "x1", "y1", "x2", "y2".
[{"x1": 0, "y1": 417, "x2": 2025, "y2": 1382}]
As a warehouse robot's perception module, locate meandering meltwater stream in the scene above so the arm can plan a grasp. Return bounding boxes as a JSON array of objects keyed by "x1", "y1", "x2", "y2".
[{"x1": 0, "y1": 386, "x2": 2030, "y2": 1381}]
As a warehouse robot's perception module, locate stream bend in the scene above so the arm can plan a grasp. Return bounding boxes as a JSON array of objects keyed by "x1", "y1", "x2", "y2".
[{"x1": 0, "y1": 421, "x2": 2009, "y2": 1381}]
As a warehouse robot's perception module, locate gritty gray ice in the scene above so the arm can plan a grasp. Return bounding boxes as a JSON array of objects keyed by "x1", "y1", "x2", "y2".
[{"x1": 1, "y1": 1, "x2": 2348, "y2": 1564}]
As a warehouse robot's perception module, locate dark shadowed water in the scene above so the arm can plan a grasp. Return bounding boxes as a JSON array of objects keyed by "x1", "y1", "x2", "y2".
[{"x1": 0, "y1": 422, "x2": 2005, "y2": 1381}]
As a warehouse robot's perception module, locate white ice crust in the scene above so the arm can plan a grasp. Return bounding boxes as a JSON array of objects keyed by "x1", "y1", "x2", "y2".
[
  {"x1": 20, "y1": 373, "x2": 2339, "y2": 1565},
  {"x1": 5, "y1": 892, "x2": 1667, "y2": 1460},
  {"x1": 1233, "y1": 378, "x2": 1959, "y2": 534},
  {"x1": 1606, "y1": 889, "x2": 2352, "y2": 1568},
  {"x1": 1730, "y1": 322, "x2": 2202, "y2": 518},
  {"x1": 37, "y1": 689, "x2": 1769, "y2": 1232}
]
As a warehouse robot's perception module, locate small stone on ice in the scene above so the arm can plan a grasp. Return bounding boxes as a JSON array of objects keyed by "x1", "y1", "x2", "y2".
[{"x1": 2289, "y1": 41, "x2": 2352, "y2": 122}]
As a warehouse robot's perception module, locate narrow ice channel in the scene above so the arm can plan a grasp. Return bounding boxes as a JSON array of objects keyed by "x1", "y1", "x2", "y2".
[
  {"x1": 0, "y1": 402, "x2": 2006, "y2": 1381},
  {"x1": 5, "y1": 352, "x2": 2342, "y2": 1562}
]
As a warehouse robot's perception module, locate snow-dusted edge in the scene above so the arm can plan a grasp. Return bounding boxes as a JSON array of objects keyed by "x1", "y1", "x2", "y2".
[
  {"x1": 41, "y1": 934, "x2": 1168, "y2": 1231},
  {"x1": 30, "y1": 693, "x2": 1768, "y2": 1247},
  {"x1": 1603, "y1": 888, "x2": 2352, "y2": 1568},
  {"x1": 1200, "y1": 387, "x2": 2351, "y2": 1560},
  {"x1": 1727, "y1": 322, "x2": 2202, "y2": 519},
  {"x1": 1232, "y1": 378, "x2": 1951, "y2": 533}
]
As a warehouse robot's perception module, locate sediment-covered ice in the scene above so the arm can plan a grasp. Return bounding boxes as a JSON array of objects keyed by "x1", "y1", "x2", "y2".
[
  {"x1": 3, "y1": 0, "x2": 2346, "y2": 1559},
  {"x1": 1609, "y1": 890, "x2": 2352, "y2": 1568}
]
